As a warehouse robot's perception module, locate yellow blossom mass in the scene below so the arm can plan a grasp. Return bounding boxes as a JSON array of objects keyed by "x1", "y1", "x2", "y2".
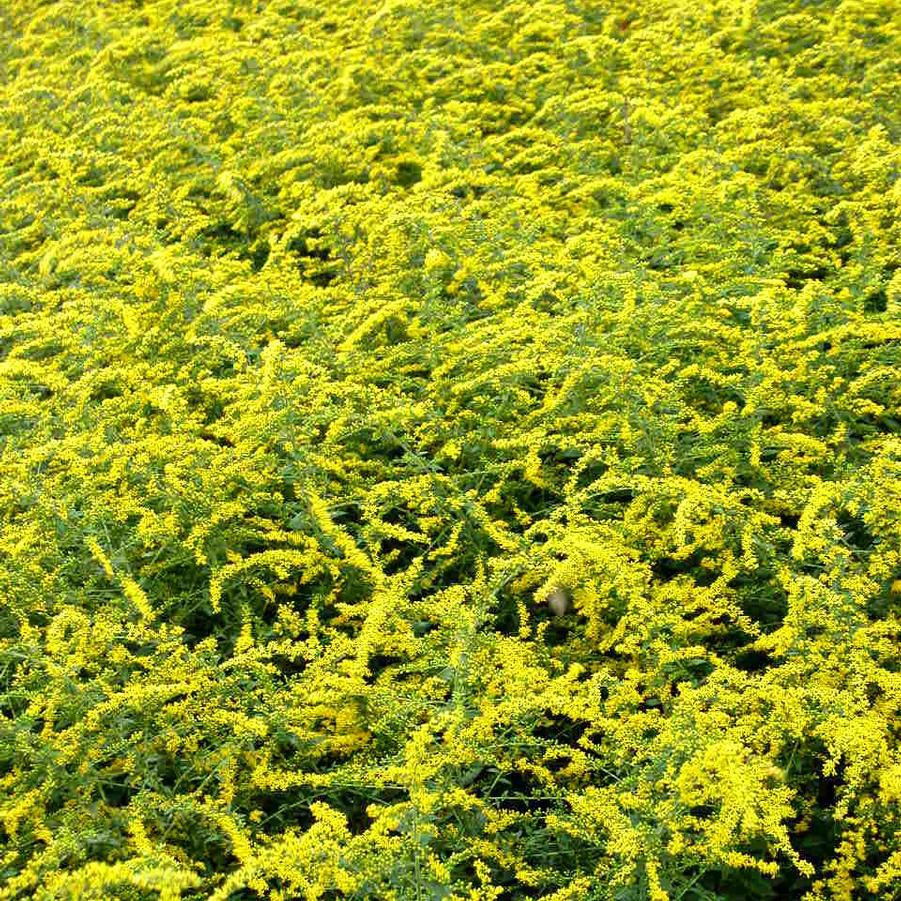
[{"x1": 0, "y1": 0, "x2": 899, "y2": 898}]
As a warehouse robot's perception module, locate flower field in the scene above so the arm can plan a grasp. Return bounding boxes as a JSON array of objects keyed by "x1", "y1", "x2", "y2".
[{"x1": 1, "y1": 1, "x2": 899, "y2": 898}]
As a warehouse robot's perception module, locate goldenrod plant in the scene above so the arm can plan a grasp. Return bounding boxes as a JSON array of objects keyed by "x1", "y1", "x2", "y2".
[{"x1": 1, "y1": 0, "x2": 899, "y2": 898}]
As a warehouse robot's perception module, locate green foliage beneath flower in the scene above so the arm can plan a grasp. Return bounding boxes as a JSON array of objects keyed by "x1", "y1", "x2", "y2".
[{"x1": 1, "y1": 0, "x2": 900, "y2": 898}]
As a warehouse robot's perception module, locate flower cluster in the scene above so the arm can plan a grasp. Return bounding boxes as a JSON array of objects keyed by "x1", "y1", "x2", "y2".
[{"x1": 1, "y1": 0, "x2": 899, "y2": 898}]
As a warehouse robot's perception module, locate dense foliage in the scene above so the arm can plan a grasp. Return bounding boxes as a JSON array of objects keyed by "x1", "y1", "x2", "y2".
[{"x1": 1, "y1": 0, "x2": 900, "y2": 898}]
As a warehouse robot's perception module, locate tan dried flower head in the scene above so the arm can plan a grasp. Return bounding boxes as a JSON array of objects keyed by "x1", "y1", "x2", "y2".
[{"x1": 546, "y1": 587, "x2": 572, "y2": 617}]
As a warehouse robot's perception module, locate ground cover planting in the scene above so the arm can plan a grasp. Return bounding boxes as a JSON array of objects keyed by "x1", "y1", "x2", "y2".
[{"x1": 1, "y1": 0, "x2": 900, "y2": 897}]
